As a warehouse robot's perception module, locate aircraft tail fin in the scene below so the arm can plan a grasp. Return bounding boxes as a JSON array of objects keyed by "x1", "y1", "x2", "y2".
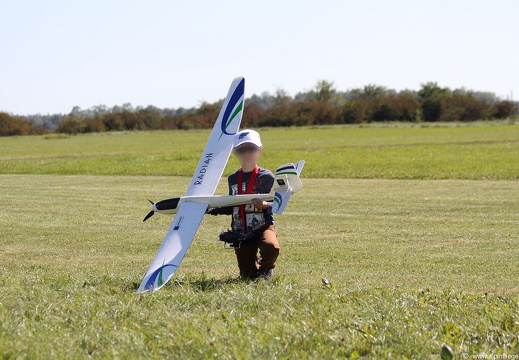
[{"x1": 273, "y1": 161, "x2": 304, "y2": 193}]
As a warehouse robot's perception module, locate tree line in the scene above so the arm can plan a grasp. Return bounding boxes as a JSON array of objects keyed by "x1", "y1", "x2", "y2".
[{"x1": 0, "y1": 81, "x2": 517, "y2": 136}]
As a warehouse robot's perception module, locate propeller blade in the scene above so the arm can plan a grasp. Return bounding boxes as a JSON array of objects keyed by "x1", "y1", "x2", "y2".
[
  {"x1": 143, "y1": 211, "x2": 155, "y2": 222},
  {"x1": 148, "y1": 199, "x2": 154, "y2": 205}
]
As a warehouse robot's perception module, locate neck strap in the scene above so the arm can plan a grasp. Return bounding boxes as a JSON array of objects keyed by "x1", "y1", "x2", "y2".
[{"x1": 237, "y1": 166, "x2": 259, "y2": 231}]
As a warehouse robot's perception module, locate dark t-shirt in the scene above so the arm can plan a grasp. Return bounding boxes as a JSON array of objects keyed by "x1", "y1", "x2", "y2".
[{"x1": 211, "y1": 167, "x2": 275, "y2": 232}]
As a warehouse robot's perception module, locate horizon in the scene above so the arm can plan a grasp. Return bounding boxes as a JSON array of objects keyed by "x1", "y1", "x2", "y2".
[{"x1": 5, "y1": 81, "x2": 515, "y2": 117}]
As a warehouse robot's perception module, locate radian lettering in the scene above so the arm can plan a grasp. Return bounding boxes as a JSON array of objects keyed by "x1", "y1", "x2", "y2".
[{"x1": 193, "y1": 153, "x2": 213, "y2": 185}]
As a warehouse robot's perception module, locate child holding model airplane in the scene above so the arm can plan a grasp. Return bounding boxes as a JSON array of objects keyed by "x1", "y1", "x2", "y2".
[
  {"x1": 138, "y1": 77, "x2": 304, "y2": 293},
  {"x1": 208, "y1": 129, "x2": 279, "y2": 280}
]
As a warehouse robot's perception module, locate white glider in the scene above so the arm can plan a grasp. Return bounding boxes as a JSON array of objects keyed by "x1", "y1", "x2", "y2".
[{"x1": 137, "y1": 77, "x2": 304, "y2": 293}]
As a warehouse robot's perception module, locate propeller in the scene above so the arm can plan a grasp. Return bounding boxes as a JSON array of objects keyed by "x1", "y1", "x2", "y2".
[{"x1": 143, "y1": 199, "x2": 155, "y2": 222}]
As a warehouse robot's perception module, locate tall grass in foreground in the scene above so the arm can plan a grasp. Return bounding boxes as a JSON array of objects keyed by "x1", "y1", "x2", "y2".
[{"x1": 1, "y1": 175, "x2": 518, "y2": 358}]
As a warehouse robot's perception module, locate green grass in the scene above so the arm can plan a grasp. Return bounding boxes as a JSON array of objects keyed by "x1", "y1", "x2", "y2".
[
  {"x1": 1, "y1": 123, "x2": 519, "y2": 358},
  {"x1": 1, "y1": 174, "x2": 518, "y2": 358},
  {"x1": 1, "y1": 123, "x2": 519, "y2": 179}
]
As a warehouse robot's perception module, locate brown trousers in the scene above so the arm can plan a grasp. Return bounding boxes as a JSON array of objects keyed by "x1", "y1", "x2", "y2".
[{"x1": 235, "y1": 225, "x2": 279, "y2": 279}]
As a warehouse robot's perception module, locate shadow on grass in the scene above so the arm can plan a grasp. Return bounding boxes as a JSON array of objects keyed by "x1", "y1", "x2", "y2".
[
  {"x1": 126, "y1": 273, "x2": 285, "y2": 293},
  {"x1": 125, "y1": 275, "x2": 244, "y2": 292},
  {"x1": 173, "y1": 275, "x2": 246, "y2": 292}
]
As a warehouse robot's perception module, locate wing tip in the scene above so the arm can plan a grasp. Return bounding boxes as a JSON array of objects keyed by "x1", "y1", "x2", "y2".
[{"x1": 233, "y1": 76, "x2": 245, "y2": 88}]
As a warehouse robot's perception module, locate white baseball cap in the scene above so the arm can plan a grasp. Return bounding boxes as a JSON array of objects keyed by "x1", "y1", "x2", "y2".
[{"x1": 233, "y1": 129, "x2": 262, "y2": 148}]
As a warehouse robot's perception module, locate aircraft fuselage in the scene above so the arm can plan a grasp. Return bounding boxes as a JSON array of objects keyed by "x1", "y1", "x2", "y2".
[{"x1": 152, "y1": 194, "x2": 274, "y2": 215}]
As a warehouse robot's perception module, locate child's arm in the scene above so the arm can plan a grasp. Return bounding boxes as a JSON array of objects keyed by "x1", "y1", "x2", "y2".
[
  {"x1": 251, "y1": 198, "x2": 269, "y2": 210},
  {"x1": 251, "y1": 170, "x2": 275, "y2": 212}
]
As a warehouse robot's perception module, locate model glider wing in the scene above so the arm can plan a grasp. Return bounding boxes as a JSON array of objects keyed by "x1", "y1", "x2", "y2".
[
  {"x1": 137, "y1": 77, "x2": 245, "y2": 293},
  {"x1": 186, "y1": 77, "x2": 245, "y2": 197},
  {"x1": 137, "y1": 202, "x2": 207, "y2": 293}
]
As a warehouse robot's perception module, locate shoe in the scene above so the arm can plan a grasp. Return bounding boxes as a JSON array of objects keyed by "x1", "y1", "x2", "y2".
[{"x1": 257, "y1": 268, "x2": 274, "y2": 280}]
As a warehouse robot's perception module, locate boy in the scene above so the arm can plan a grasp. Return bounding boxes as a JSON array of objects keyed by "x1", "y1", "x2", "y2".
[{"x1": 208, "y1": 129, "x2": 279, "y2": 280}]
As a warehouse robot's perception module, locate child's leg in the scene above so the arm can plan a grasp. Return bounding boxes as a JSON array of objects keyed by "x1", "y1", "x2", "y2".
[
  {"x1": 258, "y1": 225, "x2": 280, "y2": 270},
  {"x1": 234, "y1": 240, "x2": 260, "y2": 279}
]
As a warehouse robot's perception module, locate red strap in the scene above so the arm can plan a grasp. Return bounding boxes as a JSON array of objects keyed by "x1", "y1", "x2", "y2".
[{"x1": 237, "y1": 166, "x2": 259, "y2": 231}]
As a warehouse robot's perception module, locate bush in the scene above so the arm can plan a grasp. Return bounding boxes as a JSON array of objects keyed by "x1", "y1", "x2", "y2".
[
  {"x1": 83, "y1": 118, "x2": 106, "y2": 133},
  {"x1": 5, "y1": 81, "x2": 517, "y2": 136},
  {"x1": 0, "y1": 112, "x2": 47, "y2": 136},
  {"x1": 342, "y1": 100, "x2": 369, "y2": 123},
  {"x1": 242, "y1": 103, "x2": 264, "y2": 128},
  {"x1": 493, "y1": 101, "x2": 517, "y2": 119},
  {"x1": 421, "y1": 97, "x2": 443, "y2": 122},
  {"x1": 55, "y1": 117, "x2": 85, "y2": 134}
]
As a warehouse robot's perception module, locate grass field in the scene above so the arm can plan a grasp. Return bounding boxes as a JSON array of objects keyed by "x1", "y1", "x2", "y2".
[
  {"x1": 1, "y1": 123, "x2": 519, "y2": 179},
  {"x1": 1, "y1": 124, "x2": 519, "y2": 359}
]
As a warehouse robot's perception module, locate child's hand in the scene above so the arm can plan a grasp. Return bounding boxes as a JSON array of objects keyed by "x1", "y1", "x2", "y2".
[
  {"x1": 251, "y1": 198, "x2": 268, "y2": 210},
  {"x1": 206, "y1": 208, "x2": 219, "y2": 216}
]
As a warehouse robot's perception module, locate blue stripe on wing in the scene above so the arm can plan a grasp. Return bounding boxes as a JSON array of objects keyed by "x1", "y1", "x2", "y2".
[
  {"x1": 274, "y1": 192, "x2": 283, "y2": 207},
  {"x1": 220, "y1": 78, "x2": 245, "y2": 136},
  {"x1": 143, "y1": 263, "x2": 178, "y2": 291},
  {"x1": 276, "y1": 165, "x2": 296, "y2": 172}
]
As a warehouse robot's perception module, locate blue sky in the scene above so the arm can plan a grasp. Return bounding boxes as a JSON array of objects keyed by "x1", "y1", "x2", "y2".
[{"x1": 1, "y1": 0, "x2": 517, "y2": 115}]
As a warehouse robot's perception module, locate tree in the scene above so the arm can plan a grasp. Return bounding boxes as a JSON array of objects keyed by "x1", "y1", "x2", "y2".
[
  {"x1": 122, "y1": 103, "x2": 133, "y2": 111},
  {"x1": 55, "y1": 117, "x2": 85, "y2": 134},
  {"x1": 4, "y1": 82, "x2": 514, "y2": 136},
  {"x1": 418, "y1": 82, "x2": 450, "y2": 99},
  {"x1": 0, "y1": 112, "x2": 44, "y2": 136},
  {"x1": 102, "y1": 113, "x2": 124, "y2": 131},
  {"x1": 140, "y1": 110, "x2": 161, "y2": 130},
  {"x1": 272, "y1": 89, "x2": 292, "y2": 106},
  {"x1": 351, "y1": 85, "x2": 388, "y2": 100},
  {"x1": 242, "y1": 103, "x2": 264, "y2": 128},
  {"x1": 313, "y1": 80, "x2": 336, "y2": 103},
  {"x1": 70, "y1": 106, "x2": 81, "y2": 115},
  {"x1": 342, "y1": 100, "x2": 369, "y2": 123},
  {"x1": 493, "y1": 101, "x2": 517, "y2": 119},
  {"x1": 417, "y1": 83, "x2": 451, "y2": 122}
]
